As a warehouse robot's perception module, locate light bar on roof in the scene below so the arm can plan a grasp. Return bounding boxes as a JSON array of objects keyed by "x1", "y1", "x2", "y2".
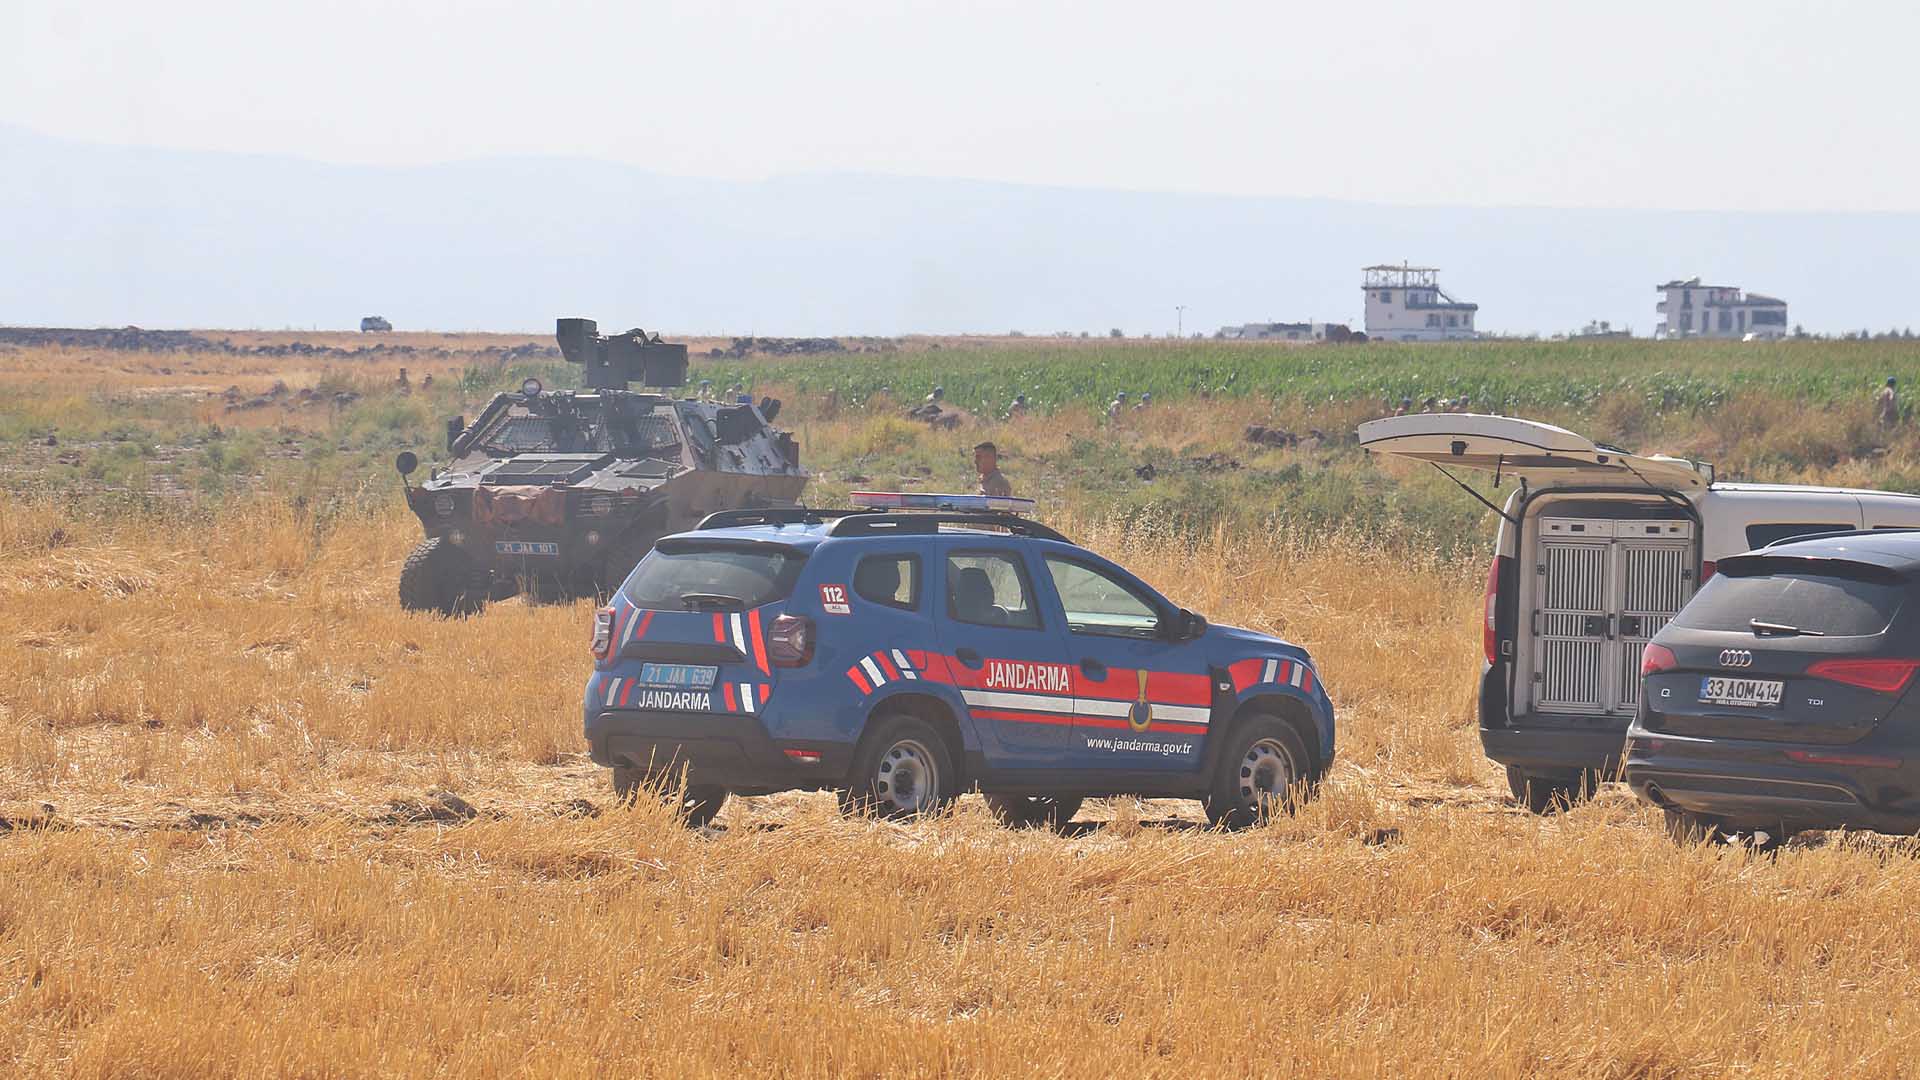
[{"x1": 848, "y1": 491, "x2": 1037, "y2": 515}]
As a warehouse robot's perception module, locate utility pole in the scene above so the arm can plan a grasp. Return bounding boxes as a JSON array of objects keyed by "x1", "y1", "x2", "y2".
[{"x1": 1175, "y1": 305, "x2": 1186, "y2": 338}]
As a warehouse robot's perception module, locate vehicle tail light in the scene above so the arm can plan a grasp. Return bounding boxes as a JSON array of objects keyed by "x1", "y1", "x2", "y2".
[
  {"x1": 783, "y1": 748, "x2": 824, "y2": 765},
  {"x1": 767, "y1": 613, "x2": 814, "y2": 667},
  {"x1": 1483, "y1": 555, "x2": 1508, "y2": 665},
  {"x1": 1700, "y1": 560, "x2": 1716, "y2": 584},
  {"x1": 1641, "y1": 643, "x2": 1678, "y2": 675},
  {"x1": 591, "y1": 607, "x2": 615, "y2": 660},
  {"x1": 1805, "y1": 658, "x2": 1920, "y2": 694},
  {"x1": 1785, "y1": 749, "x2": 1903, "y2": 769}
]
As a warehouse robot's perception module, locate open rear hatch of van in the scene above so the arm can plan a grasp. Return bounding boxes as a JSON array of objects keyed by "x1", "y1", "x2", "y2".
[
  {"x1": 1356, "y1": 414, "x2": 1709, "y2": 492},
  {"x1": 1643, "y1": 551, "x2": 1917, "y2": 745}
]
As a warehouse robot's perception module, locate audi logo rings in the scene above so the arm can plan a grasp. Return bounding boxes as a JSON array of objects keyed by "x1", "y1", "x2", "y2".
[{"x1": 1718, "y1": 649, "x2": 1754, "y2": 668}]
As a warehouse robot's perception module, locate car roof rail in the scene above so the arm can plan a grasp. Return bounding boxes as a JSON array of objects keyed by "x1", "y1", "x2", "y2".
[
  {"x1": 825, "y1": 512, "x2": 1071, "y2": 543},
  {"x1": 1761, "y1": 526, "x2": 1920, "y2": 548},
  {"x1": 694, "y1": 506, "x2": 879, "y2": 531}
]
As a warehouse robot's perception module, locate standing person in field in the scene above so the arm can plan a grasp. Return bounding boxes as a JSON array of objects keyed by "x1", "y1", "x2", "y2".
[
  {"x1": 1877, "y1": 377, "x2": 1900, "y2": 427},
  {"x1": 974, "y1": 441, "x2": 1012, "y2": 497}
]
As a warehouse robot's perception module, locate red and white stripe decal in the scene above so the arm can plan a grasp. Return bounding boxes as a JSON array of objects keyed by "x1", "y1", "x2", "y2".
[
  {"x1": 847, "y1": 649, "x2": 922, "y2": 694},
  {"x1": 748, "y1": 609, "x2": 769, "y2": 675},
  {"x1": 1230, "y1": 655, "x2": 1318, "y2": 696}
]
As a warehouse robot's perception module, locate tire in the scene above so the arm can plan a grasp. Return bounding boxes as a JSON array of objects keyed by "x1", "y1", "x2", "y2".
[
  {"x1": 1204, "y1": 715, "x2": 1312, "y2": 829},
  {"x1": 839, "y1": 714, "x2": 958, "y2": 819},
  {"x1": 612, "y1": 766, "x2": 728, "y2": 828},
  {"x1": 1505, "y1": 766, "x2": 1599, "y2": 815},
  {"x1": 398, "y1": 537, "x2": 490, "y2": 616},
  {"x1": 983, "y1": 793, "x2": 1083, "y2": 831}
]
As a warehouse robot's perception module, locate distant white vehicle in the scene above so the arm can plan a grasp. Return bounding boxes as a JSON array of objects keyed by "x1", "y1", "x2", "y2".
[{"x1": 1358, "y1": 413, "x2": 1920, "y2": 811}]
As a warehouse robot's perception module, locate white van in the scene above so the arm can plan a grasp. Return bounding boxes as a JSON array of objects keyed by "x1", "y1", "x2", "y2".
[{"x1": 1357, "y1": 414, "x2": 1920, "y2": 811}]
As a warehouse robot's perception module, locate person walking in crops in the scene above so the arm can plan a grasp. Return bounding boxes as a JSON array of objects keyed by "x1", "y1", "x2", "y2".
[
  {"x1": 974, "y1": 441, "x2": 1012, "y2": 497},
  {"x1": 1877, "y1": 377, "x2": 1900, "y2": 427}
]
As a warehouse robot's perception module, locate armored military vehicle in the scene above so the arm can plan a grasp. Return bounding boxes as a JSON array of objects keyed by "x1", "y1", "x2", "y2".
[{"x1": 395, "y1": 318, "x2": 807, "y2": 615}]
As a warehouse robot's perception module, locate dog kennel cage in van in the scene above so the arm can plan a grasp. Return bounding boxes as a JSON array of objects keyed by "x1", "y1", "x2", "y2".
[{"x1": 1529, "y1": 516, "x2": 1695, "y2": 717}]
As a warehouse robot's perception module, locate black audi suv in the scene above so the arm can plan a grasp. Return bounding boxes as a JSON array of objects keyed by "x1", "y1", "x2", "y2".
[{"x1": 1625, "y1": 530, "x2": 1920, "y2": 846}]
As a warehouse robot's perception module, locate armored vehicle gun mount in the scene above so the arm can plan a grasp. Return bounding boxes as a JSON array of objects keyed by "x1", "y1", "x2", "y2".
[{"x1": 394, "y1": 319, "x2": 807, "y2": 615}]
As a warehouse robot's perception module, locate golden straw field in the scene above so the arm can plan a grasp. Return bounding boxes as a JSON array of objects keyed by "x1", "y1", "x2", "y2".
[{"x1": 5, "y1": 337, "x2": 1920, "y2": 1077}]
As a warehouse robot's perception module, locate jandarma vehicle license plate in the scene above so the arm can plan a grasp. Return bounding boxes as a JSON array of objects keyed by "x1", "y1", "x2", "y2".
[
  {"x1": 640, "y1": 663, "x2": 719, "y2": 690},
  {"x1": 1699, "y1": 676, "x2": 1783, "y2": 708}
]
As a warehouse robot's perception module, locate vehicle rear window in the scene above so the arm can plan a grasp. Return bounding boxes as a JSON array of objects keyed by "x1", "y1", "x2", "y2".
[
  {"x1": 622, "y1": 543, "x2": 806, "y2": 611},
  {"x1": 1744, "y1": 522, "x2": 1854, "y2": 549},
  {"x1": 1675, "y1": 569, "x2": 1906, "y2": 637}
]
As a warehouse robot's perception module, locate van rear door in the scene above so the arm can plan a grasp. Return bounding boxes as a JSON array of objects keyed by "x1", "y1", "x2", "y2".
[{"x1": 1356, "y1": 414, "x2": 1709, "y2": 493}]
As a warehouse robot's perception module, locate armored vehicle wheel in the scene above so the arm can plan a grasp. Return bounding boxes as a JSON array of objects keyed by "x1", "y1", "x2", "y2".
[
  {"x1": 398, "y1": 537, "x2": 489, "y2": 616},
  {"x1": 1204, "y1": 715, "x2": 1310, "y2": 829},
  {"x1": 839, "y1": 715, "x2": 958, "y2": 819},
  {"x1": 612, "y1": 766, "x2": 728, "y2": 828},
  {"x1": 1506, "y1": 766, "x2": 1600, "y2": 815},
  {"x1": 983, "y1": 793, "x2": 1082, "y2": 831}
]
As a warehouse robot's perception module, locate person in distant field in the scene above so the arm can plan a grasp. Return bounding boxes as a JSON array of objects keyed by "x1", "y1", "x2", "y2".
[
  {"x1": 1422, "y1": 396, "x2": 1439, "y2": 412},
  {"x1": 1007, "y1": 393, "x2": 1029, "y2": 419},
  {"x1": 1107, "y1": 391, "x2": 1129, "y2": 419},
  {"x1": 974, "y1": 441, "x2": 1012, "y2": 497},
  {"x1": 395, "y1": 367, "x2": 411, "y2": 394},
  {"x1": 925, "y1": 386, "x2": 945, "y2": 405},
  {"x1": 1877, "y1": 377, "x2": 1900, "y2": 426},
  {"x1": 1393, "y1": 397, "x2": 1412, "y2": 416},
  {"x1": 1133, "y1": 392, "x2": 1152, "y2": 411},
  {"x1": 698, "y1": 378, "x2": 715, "y2": 402},
  {"x1": 421, "y1": 373, "x2": 434, "y2": 390},
  {"x1": 1455, "y1": 395, "x2": 1472, "y2": 413}
]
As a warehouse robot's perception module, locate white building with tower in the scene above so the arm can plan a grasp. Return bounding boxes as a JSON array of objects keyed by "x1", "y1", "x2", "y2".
[
  {"x1": 1654, "y1": 278, "x2": 1789, "y2": 340},
  {"x1": 1362, "y1": 264, "x2": 1479, "y2": 341}
]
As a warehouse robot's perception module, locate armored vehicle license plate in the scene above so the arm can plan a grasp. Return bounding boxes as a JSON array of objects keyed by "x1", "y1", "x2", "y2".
[
  {"x1": 1699, "y1": 676, "x2": 1783, "y2": 708},
  {"x1": 640, "y1": 663, "x2": 719, "y2": 690},
  {"x1": 494, "y1": 540, "x2": 559, "y2": 556}
]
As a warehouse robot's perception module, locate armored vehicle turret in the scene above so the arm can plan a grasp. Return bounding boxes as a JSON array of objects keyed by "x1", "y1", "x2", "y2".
[{"x1": 395, "y1": 319, "x2": 807, "y2": 615}]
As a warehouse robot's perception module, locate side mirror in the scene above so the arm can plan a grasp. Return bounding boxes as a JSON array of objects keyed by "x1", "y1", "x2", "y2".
[
  {"x1": 1180, "y1": 609, "x2": 1208, "y2": 640},
  {"x1": 446, "y1": 416, "x2": 464, "y2": 451},
  {"x1": 395, "y1": 451, "x2": 418, "y2": 476}
]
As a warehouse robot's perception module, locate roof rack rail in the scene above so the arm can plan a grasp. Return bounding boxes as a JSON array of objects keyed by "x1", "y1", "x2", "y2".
[
  {"x1": 694, "y1": 506, "x2": 879, "y2": 531},
  {"x1": 1761, "y1": 526, "x2": 1920, "y2": 549},
  {"x1": 826, "y1": 512, "x2": 1070, "y2": 543}
]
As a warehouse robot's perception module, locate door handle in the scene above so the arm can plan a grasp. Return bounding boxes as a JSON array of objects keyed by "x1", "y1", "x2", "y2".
[
  {"x1": 955, "y1": 648, "x2": 984, "y2": 669},
  {"x1": 1079, "y1": 658, "x2": 1107, "y2": 680}
]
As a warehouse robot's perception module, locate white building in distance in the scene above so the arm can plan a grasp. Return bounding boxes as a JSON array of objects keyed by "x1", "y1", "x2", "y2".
[
  {"x1": 1362, "y1": 264, "x2": 1478, "y2": 341},
  {"x1": 1654, "y1": 278, "x2": 1789, "y2": 340}
]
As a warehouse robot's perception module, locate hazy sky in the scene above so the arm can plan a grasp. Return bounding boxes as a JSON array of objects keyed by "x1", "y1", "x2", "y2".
[{"x1": 4, "y1": 0, "x2": 1913, "y2": 212}]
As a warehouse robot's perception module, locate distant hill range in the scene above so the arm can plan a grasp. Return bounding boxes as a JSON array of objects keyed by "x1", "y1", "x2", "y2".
[{"x1": 3, "y1": 125, "x2": 1915, "y2": 336}]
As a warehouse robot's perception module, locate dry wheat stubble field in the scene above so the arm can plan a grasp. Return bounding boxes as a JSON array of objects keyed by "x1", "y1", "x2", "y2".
[{"x1": 5, "y1": 343, "x2": 1920, "y2": 1077}]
